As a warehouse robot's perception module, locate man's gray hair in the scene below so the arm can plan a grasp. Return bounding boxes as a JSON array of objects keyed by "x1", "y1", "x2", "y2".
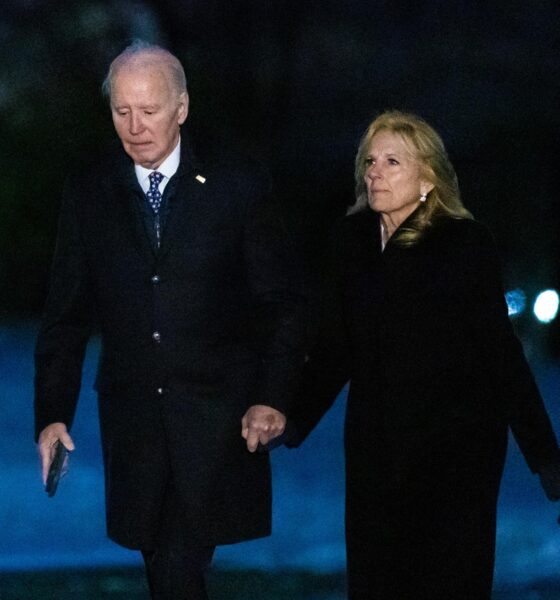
[{"x1": 102, "y1": 40, "x2": 187, "y2": 100}]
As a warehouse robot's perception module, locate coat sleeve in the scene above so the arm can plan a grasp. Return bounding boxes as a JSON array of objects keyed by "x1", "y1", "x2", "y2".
[
  {"x1": 34, "y1": 178, "x2": 93, "y2": 441},
  {"x1": 242, "y1": 166, "x2": 308, "y2": 414},
  {"x1": 284, "y1": 221, "x2": 352, "y2": 447},
  {"x1": 447, "y1": 220, "x2": 559, "y2": 472}
]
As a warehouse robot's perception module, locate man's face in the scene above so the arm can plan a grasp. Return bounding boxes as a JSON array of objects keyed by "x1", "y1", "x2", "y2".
[{"x1": 110, "y1": 65, "x2": 188, "y2": 169}]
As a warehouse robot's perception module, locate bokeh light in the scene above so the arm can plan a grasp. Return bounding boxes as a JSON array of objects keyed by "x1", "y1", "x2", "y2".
[{"x1": 533, "y1": 289, "x2": 559, "y2": 324}]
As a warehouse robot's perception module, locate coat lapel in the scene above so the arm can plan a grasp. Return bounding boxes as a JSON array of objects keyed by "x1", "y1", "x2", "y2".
[
  {"x1": 111, "y1": 149, "x2": 157, "y2": 262},
  {"x1": 157, "y1": 139, "x2": 207, "y2": 261},
  {"x1": 108, "y1": 136, "x2": 208, "y2": 263}
]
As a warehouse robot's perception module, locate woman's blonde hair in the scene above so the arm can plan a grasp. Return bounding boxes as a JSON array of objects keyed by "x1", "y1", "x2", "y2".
[{"x1": 352, "y1": 110, "x2": 472, "y2": 245}]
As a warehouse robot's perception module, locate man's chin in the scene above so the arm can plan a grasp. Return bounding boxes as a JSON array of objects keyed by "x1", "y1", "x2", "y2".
[{"x1": 127, "y1": 151, "x2": 160, "y2": 169}]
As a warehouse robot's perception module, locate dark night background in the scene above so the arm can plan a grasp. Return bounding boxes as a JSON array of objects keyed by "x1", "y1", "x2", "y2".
[{"x1": 1, "y1": 1, "x2": 560, "y2": 598}]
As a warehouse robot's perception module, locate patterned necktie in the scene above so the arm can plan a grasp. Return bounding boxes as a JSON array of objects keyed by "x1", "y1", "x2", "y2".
[{"x1": 146, "y1": 171, "x2": 164, "y2": 214}]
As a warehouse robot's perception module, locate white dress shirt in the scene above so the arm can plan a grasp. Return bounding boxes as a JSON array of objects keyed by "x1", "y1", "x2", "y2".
[{"x1": 134, "y1": 138, "x2": 181, "y2": 195}]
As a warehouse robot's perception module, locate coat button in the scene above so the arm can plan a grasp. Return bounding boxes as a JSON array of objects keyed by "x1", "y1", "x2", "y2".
[
  {"x1": 151, "y1": 274, "x2": 160, "y2": 284},
  {"x1": 152, "y1": 331, "x2": 161, "y2": 342}
]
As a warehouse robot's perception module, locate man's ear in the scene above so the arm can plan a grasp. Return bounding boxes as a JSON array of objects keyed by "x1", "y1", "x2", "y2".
[{"x1": 178, "y1": 92, "x2": 189, "y2": 125}]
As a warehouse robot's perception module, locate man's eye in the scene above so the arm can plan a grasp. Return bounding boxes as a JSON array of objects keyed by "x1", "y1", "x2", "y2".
[{"x1": 144, "y1": 111, "x2": 154, "y2": 115}]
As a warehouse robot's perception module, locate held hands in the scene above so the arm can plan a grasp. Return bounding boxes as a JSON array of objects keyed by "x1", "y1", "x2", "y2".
[
  {"x1": 37, "y1": 422, "x2": 75, "y2": 485},
  {"x1": 241, "y1": 405, "x2": 286, "y2": 453}
]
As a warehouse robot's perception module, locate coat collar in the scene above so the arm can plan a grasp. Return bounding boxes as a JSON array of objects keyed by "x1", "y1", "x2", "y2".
[
  {"x1": 374, "y1": 204, "x2": 426, "y2": 256},
  {"x1": 113, "y1": 131, "x2": 202, "y2": 191},
  {"x1": 111, "y1": 131, "x2": 208, "y2": 262},
  {"x1": 348, "y1": 205, "x2": 425, "y2": 260}
]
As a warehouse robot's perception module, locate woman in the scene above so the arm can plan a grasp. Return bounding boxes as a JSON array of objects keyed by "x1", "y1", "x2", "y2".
[{"x1": 288, "y1": 111, "x2": 560, "y2": 598}]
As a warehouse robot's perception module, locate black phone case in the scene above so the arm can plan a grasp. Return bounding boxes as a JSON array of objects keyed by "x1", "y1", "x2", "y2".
[{"x1": 45, "y1": 442, "x2": 68, "y2": 497}]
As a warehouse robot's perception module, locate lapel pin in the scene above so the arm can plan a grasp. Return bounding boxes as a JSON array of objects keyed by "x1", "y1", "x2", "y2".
[{"x1": 195, "y1": 175, "x2": 206, "y2": 184}]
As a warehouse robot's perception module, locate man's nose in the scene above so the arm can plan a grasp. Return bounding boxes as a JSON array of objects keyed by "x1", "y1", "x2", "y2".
[{"x1": 129, "y1": 113, "x2": 144, "y2": 135}]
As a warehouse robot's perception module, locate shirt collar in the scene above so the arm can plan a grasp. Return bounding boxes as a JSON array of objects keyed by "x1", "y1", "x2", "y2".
[{"x1": 134, "y1": 137, "x2": 181, "y2": 189}]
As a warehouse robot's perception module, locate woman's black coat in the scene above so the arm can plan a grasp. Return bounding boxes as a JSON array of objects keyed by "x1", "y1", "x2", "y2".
[{"x1": 289, "y1": 208, "x2": 559, "y2": 598}]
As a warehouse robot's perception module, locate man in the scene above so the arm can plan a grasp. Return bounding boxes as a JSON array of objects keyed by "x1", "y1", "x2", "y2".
[{"x1": 35, "y1": 41, "x2": 305, "y2": 599}]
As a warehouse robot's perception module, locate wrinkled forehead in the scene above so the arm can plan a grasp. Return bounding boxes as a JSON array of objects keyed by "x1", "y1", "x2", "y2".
[{"x1": 111, "y1": 64, "x2": 175, "y2": 102}]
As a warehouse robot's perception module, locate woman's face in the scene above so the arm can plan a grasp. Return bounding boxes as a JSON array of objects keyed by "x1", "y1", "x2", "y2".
[{"x1": 364, "y1": 130, "x2": 432, "y2": 226}]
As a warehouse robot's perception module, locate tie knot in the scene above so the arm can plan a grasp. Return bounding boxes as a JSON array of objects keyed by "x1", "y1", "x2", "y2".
[{"x1": 149, "y1": 171, "x2": 164, "y2": 188}]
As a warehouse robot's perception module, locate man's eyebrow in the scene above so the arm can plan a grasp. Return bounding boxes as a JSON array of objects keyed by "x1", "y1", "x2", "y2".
[{"x1": 112, "y1": 103, "x2": 161, "y2": 109}]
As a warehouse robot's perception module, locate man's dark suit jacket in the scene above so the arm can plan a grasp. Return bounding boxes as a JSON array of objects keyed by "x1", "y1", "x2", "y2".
[{"x1": 34, "y1": 137, "x2": 306, "y2": 549}]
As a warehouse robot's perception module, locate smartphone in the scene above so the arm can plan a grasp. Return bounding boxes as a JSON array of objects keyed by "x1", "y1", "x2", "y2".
[{"x1": 45, "y1": 441, "x2": 69, "y2": 497}]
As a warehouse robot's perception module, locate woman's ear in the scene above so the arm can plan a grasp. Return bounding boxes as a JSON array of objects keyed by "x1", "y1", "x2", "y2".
[{"x1": 420, "y1": 181, "x2": 435, "y2": 196}]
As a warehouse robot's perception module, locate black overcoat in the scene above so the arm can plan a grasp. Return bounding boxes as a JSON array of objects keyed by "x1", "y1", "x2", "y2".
[
  {"x1": 35, "y1": 139, "x2": 306, "y2": 549},
  {"x1": 289, "y1": 208, "x2": 559, "y2": 599}
]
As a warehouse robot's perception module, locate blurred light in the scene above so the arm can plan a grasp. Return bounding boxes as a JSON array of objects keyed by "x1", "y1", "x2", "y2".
[
  {"x1": 505, "y1": 288, "x2": 526, "y2": 318},
  {"x1": 533, "y1": 289, "x2": 559, "y2": 324}
]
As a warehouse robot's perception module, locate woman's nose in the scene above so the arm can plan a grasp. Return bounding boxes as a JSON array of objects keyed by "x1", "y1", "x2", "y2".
[{"x1": 366, "y1": 166, "x2": 380, "y2": 180}]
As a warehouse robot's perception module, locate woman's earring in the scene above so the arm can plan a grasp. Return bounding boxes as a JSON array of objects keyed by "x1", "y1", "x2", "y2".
[{"x1": 420, "y1": 193, "x2": 427, "y2": 202}]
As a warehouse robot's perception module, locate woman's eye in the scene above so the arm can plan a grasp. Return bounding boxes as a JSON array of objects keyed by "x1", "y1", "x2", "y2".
[
  {"x1": 388, "y1": 158, "x2": 399, "y2": 165},
  {"x1": 365, "y1": 158, "x2": 374, "y2": 166}
]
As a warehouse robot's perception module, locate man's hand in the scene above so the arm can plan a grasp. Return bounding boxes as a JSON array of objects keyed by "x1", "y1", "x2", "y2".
[
  {"x1": 37, "y1": 423, "x2": 75, "y2": 485},
  {"x1": 241, "y1": 405, "x2": 286, "y2": 453}
]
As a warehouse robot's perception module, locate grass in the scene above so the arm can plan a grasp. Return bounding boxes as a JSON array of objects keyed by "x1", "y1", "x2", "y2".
[
  {"x1": 4, "y1": 567, "x2": 560, "y2": 599},
  {"x1": 0, "y1": 567, "x2": 346, "y2": 600}
]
